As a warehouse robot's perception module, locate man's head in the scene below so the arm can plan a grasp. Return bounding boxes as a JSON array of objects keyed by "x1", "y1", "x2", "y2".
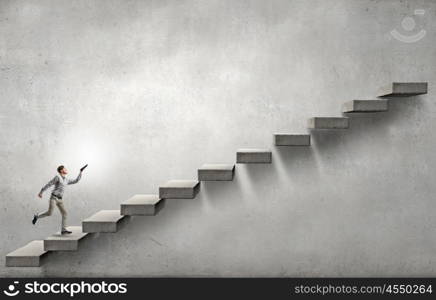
[{"x1": 57, "y1": 165, "x2": 68, "y2": 175}]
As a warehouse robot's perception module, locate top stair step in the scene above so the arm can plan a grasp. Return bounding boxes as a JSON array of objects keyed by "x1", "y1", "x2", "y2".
[
  {"x1": 378, "y1": 82, "x2": 427, "y2": 97},
  {"x1": 308, "y1": 117, "x2": 349, "y2": 129},
  {"x1": 342, "y1": 99, "x2": 388, "y2": 113}
]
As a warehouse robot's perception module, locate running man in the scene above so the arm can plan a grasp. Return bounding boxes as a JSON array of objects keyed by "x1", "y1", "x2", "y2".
[{"x1": 33, "y1": 164, "x2": 87, "y2": 234}]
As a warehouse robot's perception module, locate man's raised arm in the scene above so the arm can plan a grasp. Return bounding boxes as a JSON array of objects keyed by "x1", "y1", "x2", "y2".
[{"x1": 67, "y1": 172, "x2": 82, "y2": 185}]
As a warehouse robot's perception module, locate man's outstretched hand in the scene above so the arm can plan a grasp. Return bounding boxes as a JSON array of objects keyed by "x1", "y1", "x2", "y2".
[
  {"x1": 38, "y1": 193, "x2": 42, "y2": 198},
  {"x1": 80, "y1": 164, "x2": 88, "y2": 172}
]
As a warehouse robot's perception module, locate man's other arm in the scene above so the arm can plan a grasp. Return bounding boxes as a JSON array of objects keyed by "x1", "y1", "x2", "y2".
[{"x1": 39, "y1": 176, "x2": 58, "y2": 197}]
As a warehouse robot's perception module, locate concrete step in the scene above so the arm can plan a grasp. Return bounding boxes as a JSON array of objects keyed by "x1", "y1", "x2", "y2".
[
  {"x1": 236, "y1": 149, "x2": 272, "y2": 163},
  {"x1": 44, "y1": 226, "x2": 89, "y2": 251},
  {"x1": 6, "y1": 240, "x2": 49, "y2": 267},
  {"x1": 159, "y1": 180, "x2": 200, "y2": 199},
  {"x1": 121, "y1": 194, "x2": 165, "y2": 216},
  {"x1": 378, "y1": 82, "x2": 428, "y2": 97},
  {"x1": 274, "y1": 134, "x2": 311, "y2": 146},
  {"x1": 342, "y1": 99, "x2": 388, "y2": 113},
  {"x1": 82, "y1": 210, "x2": 129, "y2": 233},
  {"x1": 308, "y1": 117, "x2": 349, "y2": 129},
  {"x1": 198, "y1": 164, "x2": 235, "y2": 181}
]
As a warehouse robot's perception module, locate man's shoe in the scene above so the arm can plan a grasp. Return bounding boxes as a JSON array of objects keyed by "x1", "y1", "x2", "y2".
[
  {"x1": 32, "y1": 214, "x2": 38, "y2": 225},
  {"x1": 61, "y1": 230, "x2": 72, "y2": 234}
]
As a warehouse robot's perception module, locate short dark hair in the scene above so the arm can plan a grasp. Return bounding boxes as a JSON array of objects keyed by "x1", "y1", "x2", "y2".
[{"x1": 57, "y1": 165, "x2": 65, "y2": 173}]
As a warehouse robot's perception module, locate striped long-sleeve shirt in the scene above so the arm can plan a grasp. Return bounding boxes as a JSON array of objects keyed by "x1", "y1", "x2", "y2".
[{"x1": 40, "y1": 172, "x2": 82, "y2": 198}]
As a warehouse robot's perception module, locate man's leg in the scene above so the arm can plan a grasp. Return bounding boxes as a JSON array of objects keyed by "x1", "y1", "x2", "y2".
[
  {"x1": 55, "y1": 199, "x2": 69, "y2": 233},
  {"x1": 33, "y1": 197, "x2": 55, "y2": 225},
  {"x1": 37, "y1": 198, "x2": 55, "y2": 219}
]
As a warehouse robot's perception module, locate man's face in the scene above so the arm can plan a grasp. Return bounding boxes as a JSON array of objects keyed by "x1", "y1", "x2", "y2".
[{"x1": 60, "y1": 168, "x2": 68, "y2": 175}]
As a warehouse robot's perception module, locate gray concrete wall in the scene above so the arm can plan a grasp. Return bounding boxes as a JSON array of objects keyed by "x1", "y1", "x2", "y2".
[{"x1": 1, "y1": 0, "x2": 435, "y2": 277}]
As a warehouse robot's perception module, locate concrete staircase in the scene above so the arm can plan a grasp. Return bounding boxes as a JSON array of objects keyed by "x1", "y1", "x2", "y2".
[
  {"x1": 308, "y1": 117, "x2": 349, "y2": 129},
  {"x1": 236, "y1": 149, "x2": 272, "y2": 163},
  {"x1": 6, "y1": 241, "x2": 48, "y2": 267},
  {"x1": 44, "y1": 226, "x2": 89, "y2": 251},
  {"x1": 342, "y1": 100, "x2": 388, "y2": 113},
  {"x1": 159, "y1": 180, "x2": 200, "y2": 199},
  {"x1": 274, "y1": 134, "x2": 311, "y2": 146},
  {"x1": 121, "y1": 194, "x2": 164, "y2": 216},
  {"x1": 5, "y1": 82, "x2": 428, "y2": 267},
  {"x1": 198, "y1": 164, "x2": 235, "y2": 181},
  {"x1": 378, "y1": 82, "x2": 427, "y2": 97},
  {"x1": 82, "y1": 210, "x2": 129, "y2": 233}
]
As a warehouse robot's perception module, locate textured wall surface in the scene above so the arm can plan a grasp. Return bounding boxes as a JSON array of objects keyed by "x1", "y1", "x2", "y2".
[{"x1": 1, "y1": 0, "x2": 435, "y2": 277}]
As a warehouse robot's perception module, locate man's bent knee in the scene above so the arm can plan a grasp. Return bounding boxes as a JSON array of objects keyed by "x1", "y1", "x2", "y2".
[{"x1": 44, "y1": 211, "x2": 53, "y2": 217}]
